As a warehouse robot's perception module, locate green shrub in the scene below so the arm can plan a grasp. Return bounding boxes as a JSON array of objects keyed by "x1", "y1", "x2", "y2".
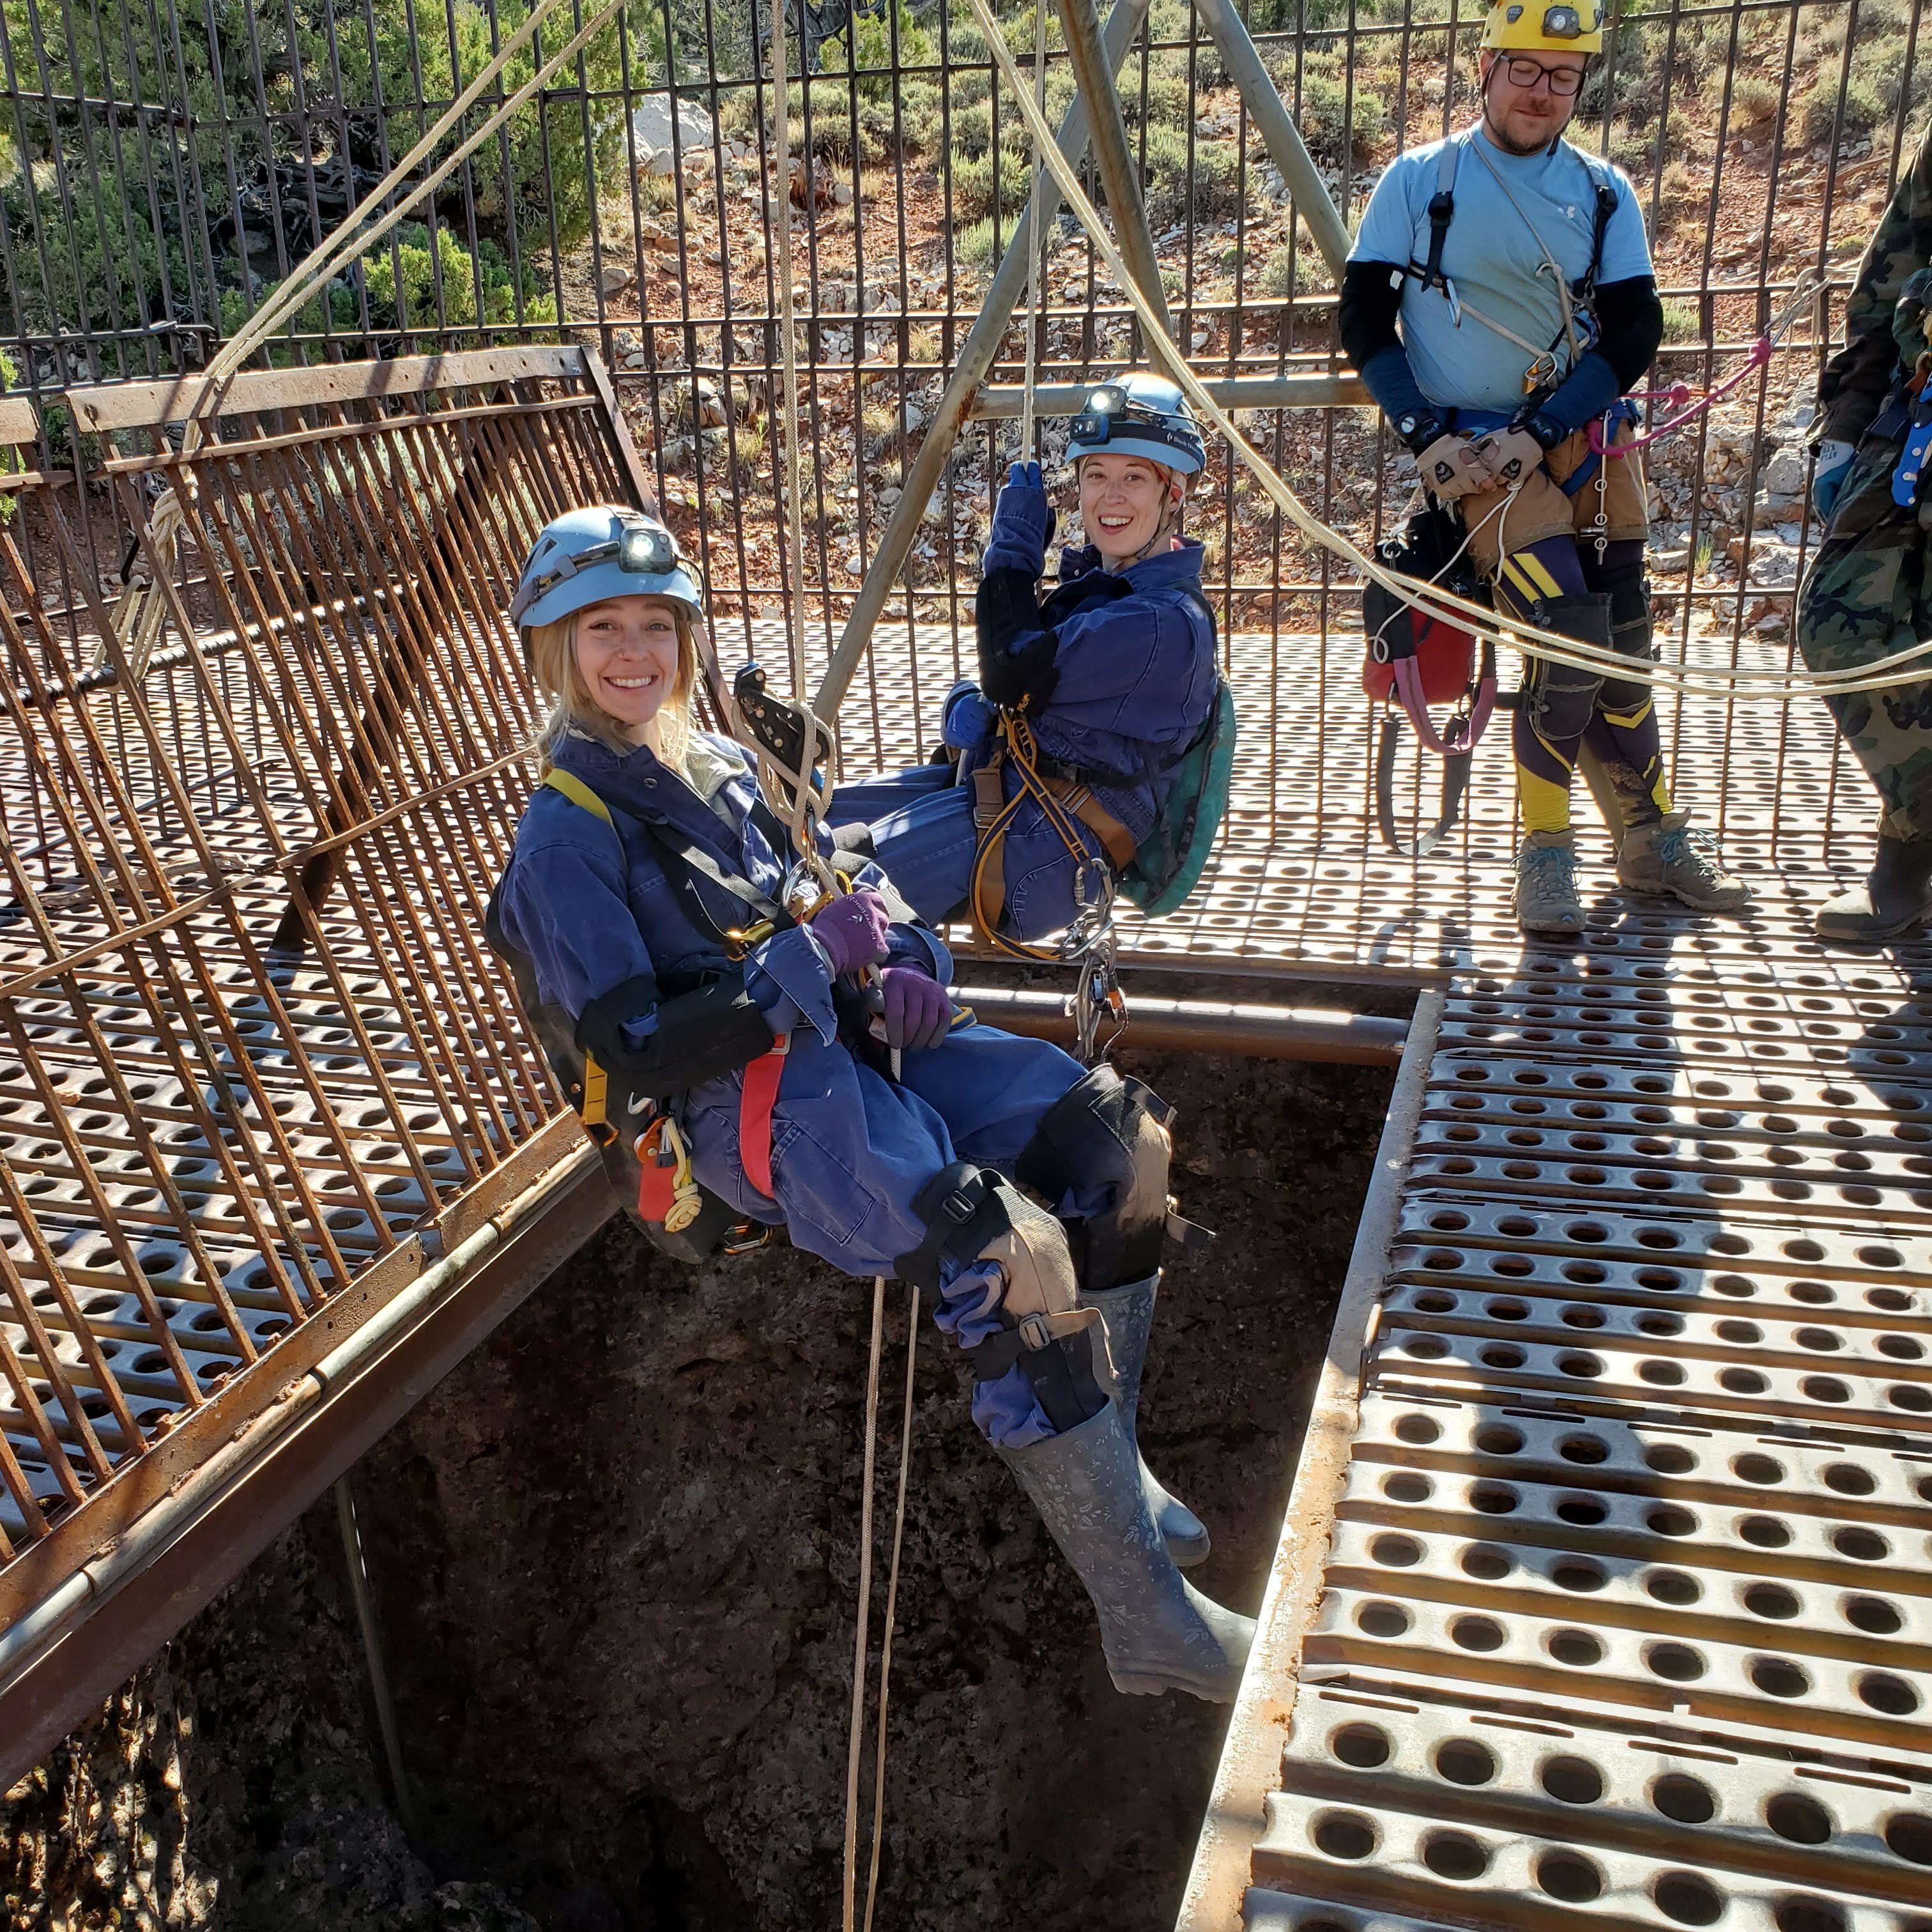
[
  {"x1": 1296, "y1": 69, "x2": 1388, "y2": 159},
  {"x1": 1800, "y1": 69, "x2": 1888, "y2": 146},
  {"x1": 951, "y1": 144, "x2": 1031, "y2": 221},
  {"x1": 1660, "y1": 300, "x2": 1701, "y2": 344}
]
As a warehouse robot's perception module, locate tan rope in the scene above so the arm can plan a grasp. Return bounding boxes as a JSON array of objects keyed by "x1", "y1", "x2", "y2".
[
  {"x1": 964, "y1": 0, "x2": 1932, "y2": 705},
  {"x1": 860, "y1": 1281, "x2": 919, "y2": 1932},
  {"x1": 1018, "y1": 0, "x2": 1048, "y2": 462},
  {"x1": 841, "y1": 1274, "x2": 886, "y2": 1932},
  {"x1": 770, "y1": 0, "x2": 812, "y2": 702}
]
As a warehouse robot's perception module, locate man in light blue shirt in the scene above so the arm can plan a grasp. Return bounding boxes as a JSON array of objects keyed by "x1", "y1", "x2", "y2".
[{"x1": 1342, "y1": 0, "x2": 1747, "y2": 934}]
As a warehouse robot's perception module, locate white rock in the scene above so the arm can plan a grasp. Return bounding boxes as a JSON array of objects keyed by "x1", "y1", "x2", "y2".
[
  {"x1": 599, "y1": 261, "x2": 635, "y2": 295},
  {"x1": 630, "y1": 93, "x2": 715, "y2": 171},
  {"x1": 1763, "y1": 450, "x2": 1808, "y2": 497}
]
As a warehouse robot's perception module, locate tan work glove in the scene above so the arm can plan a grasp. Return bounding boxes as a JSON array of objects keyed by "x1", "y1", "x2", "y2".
[
  {"x1": 1414, "y1": 432, "x2": 1491, "y2": 503},
  {"x1": 1468, "y1": 425, "x2": 1547, "y2": 490}
]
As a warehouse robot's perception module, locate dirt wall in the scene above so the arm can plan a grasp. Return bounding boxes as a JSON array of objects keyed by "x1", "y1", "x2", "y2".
[{"x1": 4, "y1": 1042, "x2": 1394, "y2": 1932}]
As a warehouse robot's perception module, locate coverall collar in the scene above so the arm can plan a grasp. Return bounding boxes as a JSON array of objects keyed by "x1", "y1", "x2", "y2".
[
  {"x1": 550, "y1": 727, "x2": 754, "y2": 847},
  {"x1": 1056, "y1": 535, "x2": 1206, "y2": 593}
]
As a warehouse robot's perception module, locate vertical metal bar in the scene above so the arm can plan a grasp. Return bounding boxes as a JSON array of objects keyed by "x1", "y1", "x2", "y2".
[
  {"x1": 334, "y1": 1475, "x2": 419, "y2": 1841},
  {"x1": 815, "y1": 0, "x2": 1155, "y2": 719},
  {"x1": 1054, "y1": 0, "x2": 1172, "y2": 344}
]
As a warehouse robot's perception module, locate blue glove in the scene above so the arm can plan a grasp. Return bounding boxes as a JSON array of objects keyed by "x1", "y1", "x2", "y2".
[
  {"x1": 1812, "y1": 439, "x2": 1856, "y2": 521},
  {"x1": 942, "y1": 680, "x2": 997, "y2": 751},
  {"x1": 981, "y1": 461, "x2": 1057, "y2": 576}
]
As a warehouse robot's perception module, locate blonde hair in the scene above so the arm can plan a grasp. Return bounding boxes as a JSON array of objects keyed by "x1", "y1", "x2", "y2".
[{"x1": 525, "y1": 599, "x2": 701, "y2": 773}]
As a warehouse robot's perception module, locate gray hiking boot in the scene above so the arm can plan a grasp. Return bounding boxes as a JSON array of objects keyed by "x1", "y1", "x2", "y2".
[
  {"x1": 1515, "y1": 829, "x2": 1584, "y2": 935},
  {"x1": 997, "y1": 1404, "x2": 1254, "y2": 1703},
  {"x1": 1617, "y1": 809, "x2": 1751, "y2": 912},
  {"x1": 1077, "y1": 1273, "x2": 1210, "y2": 1567},
  {"x1": 1816, "y1": 835, "x2": 1932, "y2": 941}
]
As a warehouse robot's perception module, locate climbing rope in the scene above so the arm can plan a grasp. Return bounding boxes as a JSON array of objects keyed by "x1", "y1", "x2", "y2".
[
  {"x1": 770, "y1": 0, "x2": 813, "y2": 704},
  {"x1": 1018, "y1": 0, "x2": 1048, "y2": 464},
  {"x1": 962, "y1": 0, "x2": 1932, "y2": 705}
]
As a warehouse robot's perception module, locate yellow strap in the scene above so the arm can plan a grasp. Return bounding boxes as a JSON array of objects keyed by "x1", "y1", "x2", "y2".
[
  {"x1": 581, "y1": 1052, "x2": 612, "y2": 1141},
  {"x1": 543, "y1": 767, "x2": 615, "y2": 825}
]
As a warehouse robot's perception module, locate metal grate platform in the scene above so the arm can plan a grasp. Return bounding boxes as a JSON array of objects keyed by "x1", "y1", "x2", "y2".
[{"x1": 1179, "y1": 677, "x2": 1932, "y2": 1928}]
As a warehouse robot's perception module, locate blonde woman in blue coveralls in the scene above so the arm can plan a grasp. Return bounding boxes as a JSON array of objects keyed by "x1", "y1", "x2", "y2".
[{"x1": 491, "y1": 505, "x2": 1254, "y2": 1702}]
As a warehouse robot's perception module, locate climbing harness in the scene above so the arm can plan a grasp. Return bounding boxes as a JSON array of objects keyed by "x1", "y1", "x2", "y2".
[
  {"x1": 1361, "y1": 504, "x2": 1499, "y2": 856},
  {"x1": 494, "y1": 764, "x2": 792, "y2": 1252},
  {"x1": 967, "y1": 704, "x2": 1128, "y2": 1059},
  {"x1": 965, "y1": 0, "x2": 1932, "y2": 702}
]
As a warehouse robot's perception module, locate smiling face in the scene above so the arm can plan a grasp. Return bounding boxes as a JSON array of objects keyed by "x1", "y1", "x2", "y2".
[
  {"x1": 1078, "y1": 453, "x2": 1183, "y2": 567},
  {"x1": 1479, "y1": 49, "x2": 1587, "y2": 153},
  {"x1": 573, "y1": 594, "x2": 684, "y2": 740}
]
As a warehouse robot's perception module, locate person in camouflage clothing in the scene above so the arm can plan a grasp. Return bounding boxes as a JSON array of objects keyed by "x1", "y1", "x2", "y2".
[{"x1": 1798, "y1": 117, "x2": 1932, "y2": 939}]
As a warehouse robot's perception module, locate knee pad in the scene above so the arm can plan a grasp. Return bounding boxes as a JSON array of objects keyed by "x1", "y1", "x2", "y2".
[
  {"x1": 895, "y1": 1162, "x2": 1107, "y2": 1432},
  {"x1": 1014, "y1": 1066, "x2": 1179, "y2": 1290},
  {"x1": 1591, "y1": 555, "x2": 1654, "y2": 659},
  {"x1": 1524, "y1": 592, "x2": 1613, "y2": 741}
]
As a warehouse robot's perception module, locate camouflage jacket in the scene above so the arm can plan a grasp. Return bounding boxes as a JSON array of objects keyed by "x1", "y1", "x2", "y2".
[{"x1": 1818, "y1": 117, "x2": 1932, "y2": 448}]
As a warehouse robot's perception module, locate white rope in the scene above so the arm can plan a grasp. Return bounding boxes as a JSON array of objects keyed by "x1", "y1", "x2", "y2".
[
  {"x1": 963, "y1": 0, "x2": 1932, "y2": 705},
  {"x1": 1018, "y1": 0, "x2": 1048, "y2": 463},
  {"x1": 770, "y1": 0, "x2": 812, "y2": 704},
  {"x1": 841, "y1": 1274, "x2": 886, "y2": 1932},
  {"x1": 859, "y1": 1281, "x2": 919, "y2": 1932}
]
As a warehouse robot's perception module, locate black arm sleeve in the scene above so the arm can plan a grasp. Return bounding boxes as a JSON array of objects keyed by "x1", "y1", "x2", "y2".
[
  {"x1": 1338, "y1": 259, "x2": 1406, "y2": 372},
  {"x1": 1590, "y1": 274, "x2": 1665, "y2": 393},
  {"x1": 574, "y1": 972, "x2": 776, "y2": 1101},
  {"x1": 976, "y1": 567, "x2": 1060, "y2": 710}
]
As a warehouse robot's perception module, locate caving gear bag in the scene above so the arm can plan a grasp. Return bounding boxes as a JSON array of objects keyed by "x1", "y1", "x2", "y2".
[{"x1": 1361, "y1": 504, "x2": 1498, "y2": 859}]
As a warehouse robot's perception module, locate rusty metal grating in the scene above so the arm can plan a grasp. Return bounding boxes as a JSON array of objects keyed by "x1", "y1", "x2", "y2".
[{"x1": 0, "y1": 348, "x2": 660, "y2": 1595}]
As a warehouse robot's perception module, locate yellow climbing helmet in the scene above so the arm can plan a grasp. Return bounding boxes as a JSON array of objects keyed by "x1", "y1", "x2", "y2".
[{"x1": 1480, "y1": 0, "x2": 1603, "y2": 54}]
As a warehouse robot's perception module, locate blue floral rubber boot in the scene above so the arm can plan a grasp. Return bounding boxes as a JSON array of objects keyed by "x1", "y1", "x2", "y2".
[
  {"x1": 997, "y1": 1403, "x2": 1254, "y2": 1703},
  {"x1": 1076, "y1": 1274, "x2": 1211, "y2": 1566},
  {"x1": 1515, "y1": 829, "x2": 1584, "y2": 936}
]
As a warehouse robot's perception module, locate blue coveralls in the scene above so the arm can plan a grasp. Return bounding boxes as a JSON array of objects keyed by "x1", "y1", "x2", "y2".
[
  {"x1": 830, "y1": 540, "x2": 1219, "y2": 936},
  {"x1": 494, "y1": 727, "x2": 1089, "y2": 1443}
]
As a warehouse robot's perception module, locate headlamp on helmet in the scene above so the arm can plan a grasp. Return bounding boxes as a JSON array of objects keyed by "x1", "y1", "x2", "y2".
[{"x1": 510, "y1": 505, "x2": 706, "y2": 630}]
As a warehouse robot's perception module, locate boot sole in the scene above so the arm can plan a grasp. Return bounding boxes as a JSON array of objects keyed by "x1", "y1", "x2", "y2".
[
  {"x1": 1108, "y1": 1667, "x2": 1243, "y2": 1703},
  {"x1": 1619, "y1": 878, "x2": 1751, "y2": 914},
  {"x1": 1816, "y1": 914, "x2": 1929, "y2": 942}
]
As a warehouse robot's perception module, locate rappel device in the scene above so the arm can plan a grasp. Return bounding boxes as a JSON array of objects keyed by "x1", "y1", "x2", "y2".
[{"x1": 1360, "y1": 505, "x2": 1499, "y2": 858}]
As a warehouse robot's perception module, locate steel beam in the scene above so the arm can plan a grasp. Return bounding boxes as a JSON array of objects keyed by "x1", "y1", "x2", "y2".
[
  {"x1": 972, "y1": 371, "x2": 1368, "y2": 415},
  {"x1": 1053, "y1": 0, "x2": 1174, "y2": 345},
  {"x1": 1175, "y1": 989, "x2": 1446, "y2": 1932},
  {"x1": 1188, "y1": 0, "x2": 1352, "y2": 281},
  {"x1": 812, "y1": 0, "x2": 1154, "y2": 722},
  {"x1": 953, "y1": 984, "x2": 1407, "y2": 1064}
]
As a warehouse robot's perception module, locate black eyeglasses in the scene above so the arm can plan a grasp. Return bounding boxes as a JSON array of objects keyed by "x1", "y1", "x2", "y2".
[{"x1": 1501, "y1": 54, "x2": 1585, "y2": 93}]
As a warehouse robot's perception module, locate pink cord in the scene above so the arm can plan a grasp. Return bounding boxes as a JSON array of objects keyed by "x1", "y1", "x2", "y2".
[
  {"x1": 1392, "y1": 656, "x2": 1496, "y2": 759},
  {"x1": 1588, "y1": 334, "x2": 1774, "y2": 457}
]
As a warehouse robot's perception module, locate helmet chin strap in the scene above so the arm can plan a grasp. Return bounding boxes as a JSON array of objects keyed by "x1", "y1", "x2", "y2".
[{"x1": 1112, "y1": 473, "x2": 1185, "y2": 569}]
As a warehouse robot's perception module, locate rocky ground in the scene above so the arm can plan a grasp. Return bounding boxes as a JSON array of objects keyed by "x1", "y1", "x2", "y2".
[{"x1": 4, "y1": 1033, "x2": 1397, "y2": 1932}]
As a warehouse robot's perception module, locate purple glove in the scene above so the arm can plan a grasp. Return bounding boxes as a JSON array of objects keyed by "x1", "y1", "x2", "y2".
[
  {"x1": 982, "y1": 461, "x2": 1057, "y2": 576},
  {"x1": 808, "y1": 888, "x2": 892, "y2": 978},
  {"x1": 877, "y1": 964, "x2": 953, "y2": 1051}
]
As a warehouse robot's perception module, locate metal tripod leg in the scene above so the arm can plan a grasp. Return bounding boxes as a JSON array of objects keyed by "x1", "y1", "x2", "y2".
[
  {"x1": 1187, "y1": 0, "x2": 1350, "y2": 279},
  {"x1": 1055, "y1": 0, "x2": 1173, "y2": 346},
  {"x1": 814, "y1": 0, "x2": 1154, "y2": 720}
]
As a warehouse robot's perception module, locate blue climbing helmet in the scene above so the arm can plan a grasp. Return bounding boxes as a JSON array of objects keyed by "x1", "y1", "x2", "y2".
[
  {"x1": 1066, "y1": 371, "x2": 1206, "y2": 476},
  {"x1": 510, "y1": 504, "x2": 705, "y2": 631}
]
